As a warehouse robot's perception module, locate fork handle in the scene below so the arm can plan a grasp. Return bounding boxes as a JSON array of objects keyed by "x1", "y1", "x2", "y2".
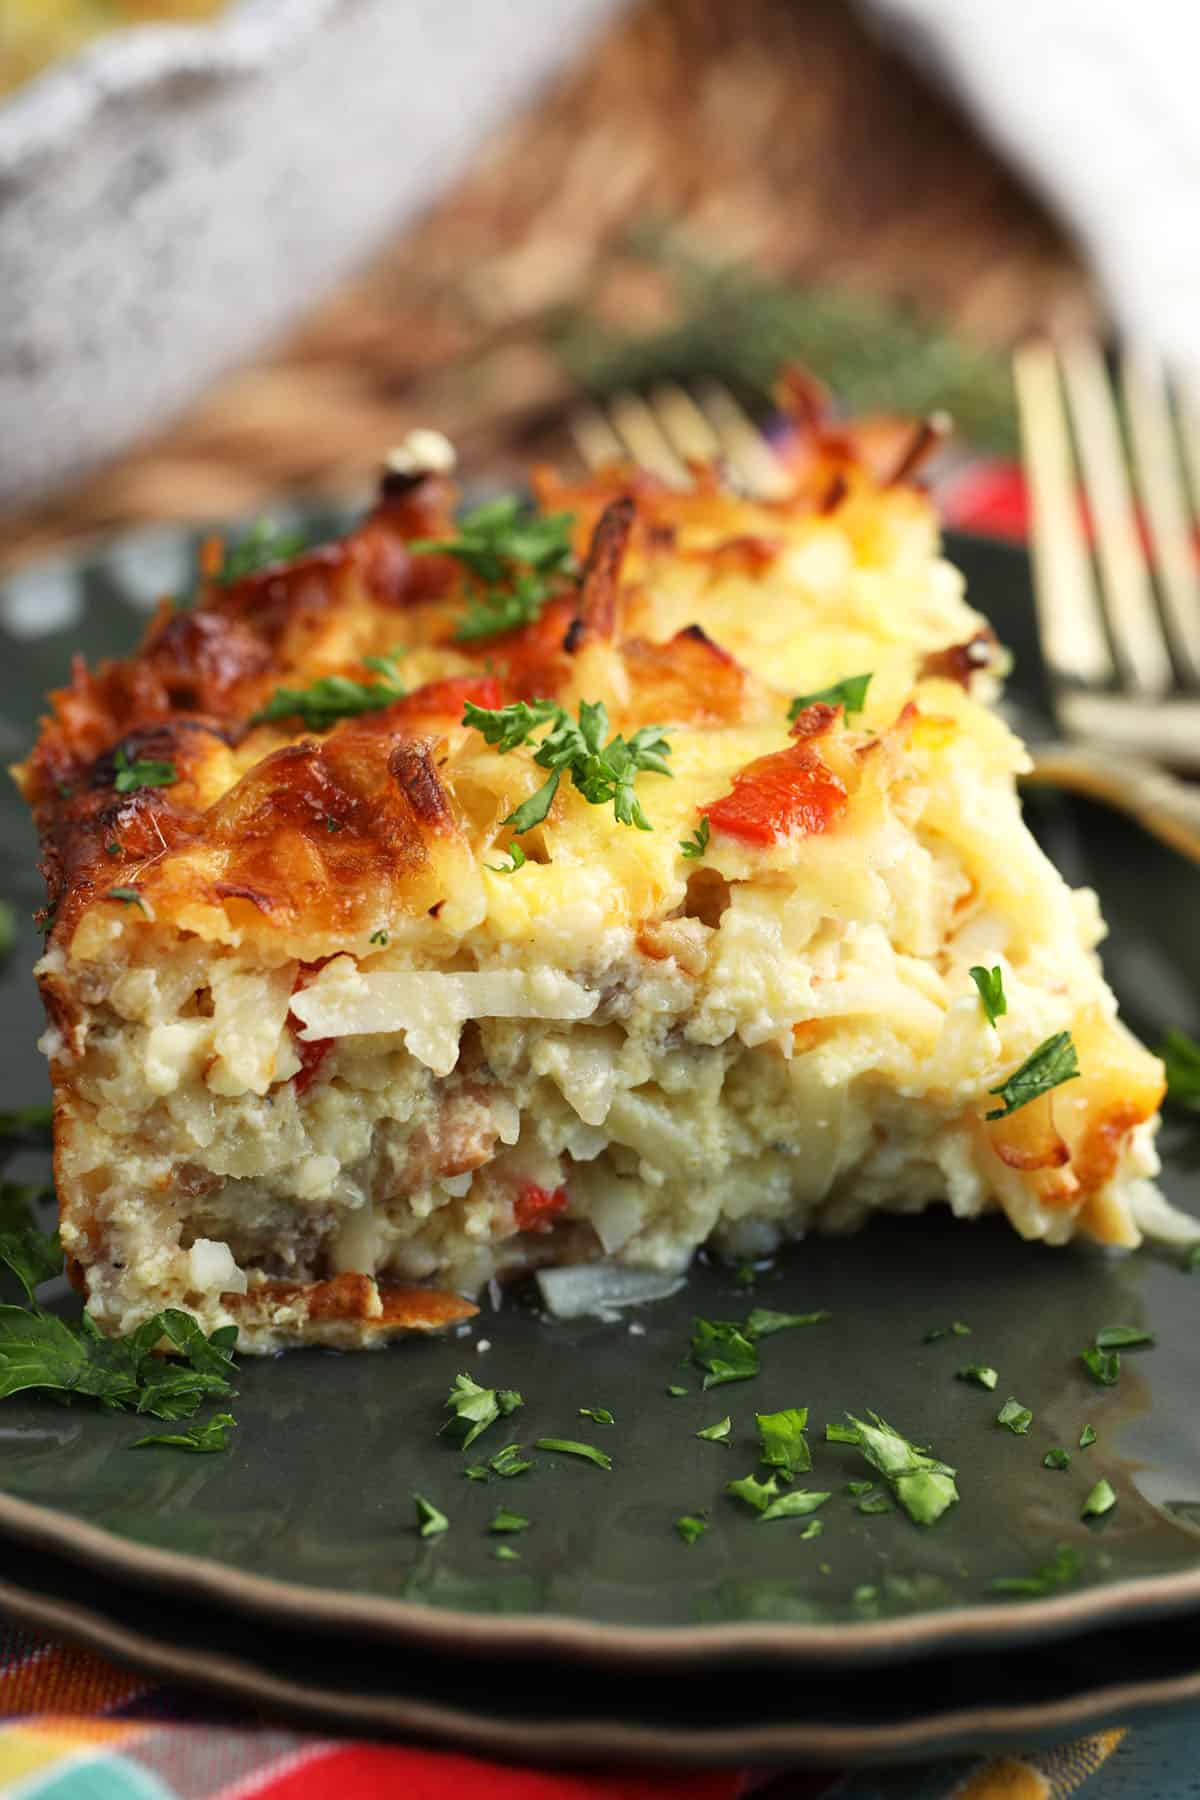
[{"x1": 1027, "y1": 743, "x2": 1200, "y2": 864}]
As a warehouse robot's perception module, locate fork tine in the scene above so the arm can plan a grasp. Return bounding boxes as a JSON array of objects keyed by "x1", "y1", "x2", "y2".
[
  {"x1": 602, "y1": 392, "x2": 692, "y2": 488},
  {"x1": 693, "y1": 381, "x2": 792, "y2": 499},
  {"x1": 647, "y1": 383, "x2": 722, "y2": 465},
  {"x1": 1058, "y1": 338, "x2": 1172, "y2": 694},
  {"x1": 1120, "y1": 353, "x2": 1200, "y2": 681},
  {"x1": 568, "y1": 402, "x2": 626, "y2": 473},
  {"x1": 1013, "y1": 341, "x2": 1114, "y2": 687}
]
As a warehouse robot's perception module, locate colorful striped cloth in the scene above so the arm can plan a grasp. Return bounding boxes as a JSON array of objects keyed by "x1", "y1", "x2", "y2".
[{"x1": 0, "y1": 460, "x2": 1175, "y2": 1799}]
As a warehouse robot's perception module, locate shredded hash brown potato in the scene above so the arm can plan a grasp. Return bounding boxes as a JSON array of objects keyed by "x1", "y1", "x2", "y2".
[{"x1": 14, "y1": 379, "x2": 1166, "y2": 1350}]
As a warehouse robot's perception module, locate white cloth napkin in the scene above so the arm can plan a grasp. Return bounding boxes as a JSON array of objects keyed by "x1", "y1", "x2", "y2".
[{"x1": 867, "y1": 0, "x2": 1200, "y2": 375}]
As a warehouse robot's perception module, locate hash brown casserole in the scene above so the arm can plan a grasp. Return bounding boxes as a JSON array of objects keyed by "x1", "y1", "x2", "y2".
[{"x1": 15, "y1": 386, "x2": 1166, "y2": 1350}]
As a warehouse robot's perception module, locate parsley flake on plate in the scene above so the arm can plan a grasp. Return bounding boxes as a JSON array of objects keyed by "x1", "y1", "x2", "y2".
[
  {"x1": 744, "y1": 1307, "x2": 829, "y2": 1338},
  {"x1": 489, "y1": 1506, "x2": 530, "y2": 1534},
  {"x1": 462, "y1": 697, "x2": 672, "y2": 834},
  {"x1": 696, "y1": 1416, "x2": 732, "y2": 1443},
  {"x1": 1079, "y1": 1424, "x2": 1097, "y2": 1449},
  {"x1": 113, "y1": 745, "x2": 177, "y2": 794},
  {"x1": 691, "y1": 1317, "x2": 759, "y2": 1388},
  {"x1": 493, "y1": 1544, "x2": 521, "y2": 1561},
  {"x1": 414, "y1": 1493, "x2": 449, "y2": 1538},
  {"x1": 924, "y1": 1321, "x2": 971, "y2": 1342},
  {"x1": 1043, "y1": 1447, "x2": 1072, "y2": 1471},
  {"x1": 1094, "y1": 1325, "x2": 1154, "y2": 1350},
  {"x1": 957, "y1": 1365, "x2": 998, "y2": 1390},
  {"x1": 578, "y1": 1406, "x2": 614, "y2": 1426},
  {"x1": 996, "y1": 1397, "x2": 1033, "y2": 1435},
  {"x1": 855, "y1": 1490, "x2": 892, "y2": 1515},
  {"x1": 440, "y1": 1372, "x2": 523, "y2": 1450},
  {"x1": 534, "y1": 1437, "x2": 612, "y2": 1470},
  {"x1": 1158, "y1": 1028, "x2": 1200, "y2": 1111},
  {"x1": 788, "y1": 673, "x2": 872, "y2": 721},
  {"x1": 727, "y1": 1473, "x2": 830, "y2": 1522},
  {"x1": 1082, "y1": 1478, "x2": 1117, "y2": 1519},
  {"x1": 132, "y1": 1411, "x2": 236, "y2": 1453},
  {"x1": 986, "y1": 1031, "x2": 1079, "y2": 1120},
  {"x1": 667, "y1": 1384, "x2": 688, "y2": 1398},
  {"x1": 680, "y1": 817, "x2": 710, "y2": 860},
  {"x1": 1080, "y1": 1347, "x2": 1120, "y2": 1387},
  {"x1": 756, "y1": 1407, "x2": 812, "y2": 1477},
  {"x1": 106, "y1": 888, "x2": 146, "y2": 911},
  {"x1": 826, "y1": 1412, "x2": 958, "y2": 1527},
  {"x1": 676, "y1": 1513, "x2": 709, "y2": 1545},
  {"x1": 799, "y1": 1518, "x2": 824, "y2": 1540},
  {"x1": 991, "y1": 1543, "x2": 1082, "y2": 1597},
  {"x1": 489, "y1": 1444, "x2": 533, "y2": 1478},
  {"x1": 969, "y1": 964, "x2": 1007, "y2": 1026}
]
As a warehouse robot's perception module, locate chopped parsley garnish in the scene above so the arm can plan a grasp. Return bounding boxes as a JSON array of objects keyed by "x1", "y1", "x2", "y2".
[
  {"x1": 1080, "y1": 1346, "x2": 1120, "y2": 1387},
  {"x1": 1094, "y1": 1325, "x2": 1154, "y2": 1350},
  {"x1": 788, "y1": 673, "x2": 872, "y2": 721},
  {"x1": 691, "y1": 1317, "x2": 759, "y2": 1388},
  {"x1": 676, "y1": 1513, "x2": 708, "y2": 1545},
  {"x1": 856, "y1": 1490, "x2": 892, "y2": 1515},
  {"x1": 667, "y1": 1384, "x2": 688, "y2": 1398},
  {"x1": 1082, "y1": 1478, "x2": 1117, "y2": 1519},
  {"x1": 489, "y1": 1443, "x2": 533, "y2": 1478},
  {"x1": 991, "y1": 1543, "x2": 1082, "y2": 1597},
  {"x1": 985, "y1": 1031, "x2": 1079, "y2": 1120},
  {"x1": 414, "y1": 1493, "x2": 449, "y2": 1538},
  {"x1": 1043, "y1": 1447, "x2": 1071, "y2": 1471},
  {"x1": 214, "y1": 519, "x2": 307, "y2": 584},
  {"x1": 696, "y1": 1416, "x2": 732, "y2": 1443},
  {"x1": 410, "y1": 497, "x2": 577, "y2": 644},
  {"x1": 490, "y1": 1506, "x2": 530, "y2": 1534},
  {"x1": 1158, "y1": 1028, "x2": 1200, "y2": 1111},
  {"x1": 462, "y1": 698, "x2": 672, "y2": 834},
  {"x1": 132, "y1": 1411, "x2": 236, "y2": 1453},
  {"x1": 106, "y1": 888, "x2": 146, "y2": 910},
  {"x1": 680, "y1": 817, "x2": 710, "y2": 860},
  {"x1": 969, "y1": 964, "x2": 1007, "y2": 1026},
  {"x1": 799, "y1": 1518, "x2": 824, "y2": 1539},
  {"x1": 0, "y1": 1305, "x2": 237, "y2": 1420},
  {"x1": 486, "y1": 844, "x2": 527, "y2": 875},
  {"x1": 369, "y1": 929, "x2": 390, "y2": 946},
  {"x1": 756, "y1": 1407, "x2": 812, "y2": 1477},
  {"x1": 534, "y1": 1437, "x2": 612, "y2": 1470},
  {"x1": 0, "y1": 1185, "x2": 61, "y2": 1302},
  {"x1": 464, "y1": 1465, "x2": 488, "y2": 1482},
  {"x1": 105, "y1": 841, "x2": 122, "y2": 857},
  {"x1": 853, "y1": 1585, "x2": 879, "y2": 1608},
  {"x1": 578, "y1": 1406, "x2": 614, "y2": 1425},
  {"x1": 251, "y1": 662, "x2": 406, "y2": 733},
  {"x1": 440, "y1": 1372, "x2": 523, "y2": 1450},
  {"x1": 113, "y1": 745, "x2": 177, "y2": 793},
  {"x1": 727, "y1": 1473, "x2": 830, "y2": 1522},
  {"x1": 826, "y1": 1412, "x2": 959, "y2": 1527},
  {"x1": 1079, "y1": 1424, "x2": 1097, "y2": 1449},
  {"x1": 846, "y1": 1480, "x2": 874, "y2": 1496},
  {"x1": 957, "y1": 1365, "x2": 998, "y2": 1390},
  {"x1": 924, "y1": 1321, "x2": 971, "y2": 1342},
  {"x1": 996, "y1": 1397, "x2": 1033, "y2": 1435},
  {"x1": 744, "y1": 1308, "x2": 829, "y2": 1338},
  {"x1": 494, "y1": 1544, "x2": 521, "y2": 1561}
]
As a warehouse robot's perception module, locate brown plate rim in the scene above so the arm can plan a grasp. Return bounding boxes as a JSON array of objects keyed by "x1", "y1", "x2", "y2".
[{"x1": 2, "y1": 1484, "x2": 1200, "y2": 1671}]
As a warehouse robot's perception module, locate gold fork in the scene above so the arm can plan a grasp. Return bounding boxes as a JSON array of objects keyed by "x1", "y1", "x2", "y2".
[{"x1": 568, "y1": 377, "x2": 1200, "y2": 862}]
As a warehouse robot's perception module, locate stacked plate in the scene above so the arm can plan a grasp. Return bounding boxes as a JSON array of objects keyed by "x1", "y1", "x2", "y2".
[{"x1": 1, "y1": 530, "x2": 1199, "y2": 1764}]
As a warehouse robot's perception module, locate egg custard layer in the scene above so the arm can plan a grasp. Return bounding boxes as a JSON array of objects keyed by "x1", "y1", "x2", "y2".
[{"x1": 15, "y1": 405, "x2": 1166, "y2": 1350}]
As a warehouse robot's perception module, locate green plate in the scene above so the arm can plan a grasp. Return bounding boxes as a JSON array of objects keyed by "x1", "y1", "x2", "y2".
[{"x1": 1, "y1": 526, "x2": 1199, "y2": 1678}]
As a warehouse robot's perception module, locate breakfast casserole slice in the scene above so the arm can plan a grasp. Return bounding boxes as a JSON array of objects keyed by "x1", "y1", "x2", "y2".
[{"x1": 15, "y1": 386, "x2": 1166, "y2": 1351}]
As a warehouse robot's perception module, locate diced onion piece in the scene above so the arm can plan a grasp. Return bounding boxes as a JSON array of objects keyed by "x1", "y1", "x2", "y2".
[
  {"x1": 1131, "y1": 1184, "x2": 1200, "y2": 1248},
  {"x1": 290, "y1": 959, "x2": 598, "y2": 1076},
  {"x1": 536, "y1": 1263, "x2": 685, "y2": 1319}
]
